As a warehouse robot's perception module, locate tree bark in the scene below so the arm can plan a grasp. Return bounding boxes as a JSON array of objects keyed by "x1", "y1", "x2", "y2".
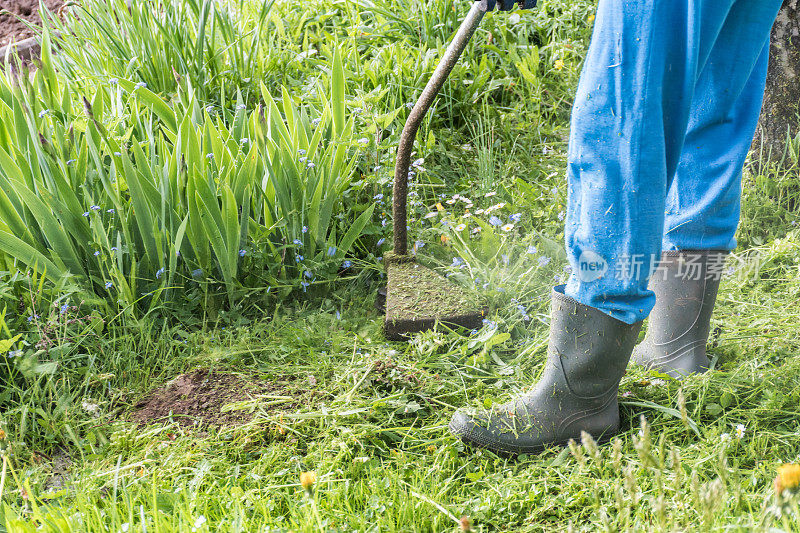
[{"x1": 754, "y1": 0, "x2": 800, "y2": 162}]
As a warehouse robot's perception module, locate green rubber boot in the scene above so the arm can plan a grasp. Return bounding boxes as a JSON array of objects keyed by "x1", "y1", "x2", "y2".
[
  {"x1": 631, "y1": 250, "x2": 727, "y2": 379},
  {"x1": 448, "y1": 287, "x2": 642, "y2": 456}
]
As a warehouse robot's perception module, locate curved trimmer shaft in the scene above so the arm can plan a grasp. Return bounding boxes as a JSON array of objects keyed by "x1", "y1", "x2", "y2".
[{"x1": 392, "y1": 2, "x2": 487, "y2": 255}]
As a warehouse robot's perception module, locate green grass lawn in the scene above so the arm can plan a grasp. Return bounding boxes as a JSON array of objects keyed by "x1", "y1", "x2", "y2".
[{"x1": 2, "y1": 0, "x2": 800, "y2": 531}]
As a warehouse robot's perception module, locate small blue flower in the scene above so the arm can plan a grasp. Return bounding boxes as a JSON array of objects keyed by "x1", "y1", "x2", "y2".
[
  {"x1": 134, "y1": 82, "x2": 147, "y2": 89},
  {"x1": 93, "y1": 251, "x2": 100, "y2": 256},
  {"x1": 293, "y1": 239, "x2": 303, "y2": 246},
  {"x1": 412, "y1": 158, "x2": 424, "y2": 168},
  {"x1": 192, "y1": 269, "x2": 203, "y2": 277},
  {"x1": 91, "y1": 205, "x2": 101, "y2": 211},
  {"x1": 302, "y1": 226, "x2": 308, "y2": 233},
  {"x1": 8, "y1": 350, "x2": 22, "y2": 358},
  {"x1": 236, "y1": 103, "x2": 247, "y2": 110},
  {"x1": 414, "y1": 240, "x2": 425, "y2": 250},
  {"x1": 489, "y1": 215, "x2": 503, "y2": 226},
  {"x1": 452, "y1": 257, "x2": 464, "y2": 268},
  {"x1": 557, "y1": 210, "x2": 565, "y2": 221},
  {"x1": 27, "y1": 314, "x2": 39, "y2": 322},
  {"x1": 66, "y1": 159, "x2": 76, "y2": 165},
  {"x1": 526, "y1": 245, "x2": 538, "y2": 255},
  {"x1": 109, "y1": 78, "x2": 118, "y2": 86},
  {"x1": 239, "y1": 249, "x2": 247, "y2": 257},
  {"x1": 240, "y1": 138, "x2": 250, "y2": 144},
  {"x1": 298, "y1": 149, "x2": 307, "y2": 156},
  {"x1": 358, "y1": 138, "x2": 369, "y2": 146},
  {"x1": 60, "y1": 303, "x2": 69, "y2": 314},
  {"x1": 38, "y1": 109, "x2": 50, "y2": 118},
  {"x1": 510, "y1": 213, "x2": 522, "y2": 223},
  {"x1": 327, "y1": 246, "x2": 337, "y2": 257},
  {"x1": 299, "y1": 157, "x2": 308, "y2": 163},
  {"x1": 304, "y1": 270, "x2": 313, "y2": 279},
  {"x1": 502, "y1": 254, "x2": 509, "y2": 266},
  {"x1": 156, "y1": 267, "x2": 166, "y2": 279},
  {"x1": 111, "y1": 246, "x2": 118, "y2": 251},
  {"x1": 306, "y1": 162, "x2": 315, "y2": 169},
  {"x1": 374, "y1": 193, "x2": 384, "y2": 201},
  {"x1": 312, "y1": 118, "x2": 321, "y2": 126},
  {"x1": 376, "y1": 238, "x2": 385, "y2": 247},
  {"x1": 114, "y1": 152, "x2": 122, "y2": 157},
  {"x1": 82, "y1": 212, "x2": 90, "y2": 217},
  {"x1": 105, "y1": 281, "x2": 113, "y2": 289},
  {"x1": 342, "y1": 260, "x2": 352, "y2": 269},
  {"x1": 301, "y1": 281, "x2": 310, "y2": 292},
  {"x1": 206, "y1": 153, "x2": 214, "y2": 160},
  {"x1": 538, "y1": 256, "x2": 551, "y2": 267},
  {"x1": 296, "y1": 254, "x2": 304, "y2": 262},
  {"x1": 107, "y1": 208, "x2": 115, "y2": 213}
]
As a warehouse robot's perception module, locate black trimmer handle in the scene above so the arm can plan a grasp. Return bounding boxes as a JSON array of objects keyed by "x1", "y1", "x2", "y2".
[{"x1": 391, "y1": 0, "x2": 536, "y2": 255}]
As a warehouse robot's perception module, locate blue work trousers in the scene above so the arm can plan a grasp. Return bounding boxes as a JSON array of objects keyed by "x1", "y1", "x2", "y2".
[{"x1": 564, "y1": 0, "x2": 783, "y2": 324}]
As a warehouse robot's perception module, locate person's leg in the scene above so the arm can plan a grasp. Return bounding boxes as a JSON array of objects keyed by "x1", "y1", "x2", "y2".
[
  {"x1": 663, "y1": 4, "x2": 780, "y2": 251},
  {"x1": 563, "y1": 0, "x2": 737, "y2": 325},
  {"x1": 450, "y1": 0, "x2": 740, "y2": 455},
  {"x1": 633, "y1": 0, "x2": 782, "y2": 378}
]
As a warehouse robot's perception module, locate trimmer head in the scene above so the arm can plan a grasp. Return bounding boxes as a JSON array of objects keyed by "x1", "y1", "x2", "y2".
[{"x1": 383, "y1": 253, "x2": 484, "y2": 341}]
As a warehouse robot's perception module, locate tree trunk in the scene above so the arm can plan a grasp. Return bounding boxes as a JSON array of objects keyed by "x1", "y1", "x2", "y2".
[{"x1": 754, "y1": 0, "x2": 800, "y2": 162}]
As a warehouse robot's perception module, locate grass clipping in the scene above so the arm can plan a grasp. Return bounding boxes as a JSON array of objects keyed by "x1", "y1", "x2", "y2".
[{"x1": 383, "y1": 253, "x2": 484, "y2": 340}]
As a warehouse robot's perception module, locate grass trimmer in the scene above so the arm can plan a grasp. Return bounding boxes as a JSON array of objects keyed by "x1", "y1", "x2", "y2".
[{"x1": 383, "y1": 0, "x2": 534, "y2": 340}]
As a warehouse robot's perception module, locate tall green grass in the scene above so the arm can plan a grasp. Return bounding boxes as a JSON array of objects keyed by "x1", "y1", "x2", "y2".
[{"x1": 0, "y1": 44, "x2": 372, "y2": 317}]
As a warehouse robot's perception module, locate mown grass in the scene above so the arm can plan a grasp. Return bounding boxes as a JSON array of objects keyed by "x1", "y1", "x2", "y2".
[{"x1": 2, "y1": 0, "x2": 800, "y2": 531}]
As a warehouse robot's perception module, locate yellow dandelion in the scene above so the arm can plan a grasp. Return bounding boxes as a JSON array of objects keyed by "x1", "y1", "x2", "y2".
[
  {"x1": 554, "y1": 59, "x2": 565, "y2": 71},
  {"x1": 775, "y1": 464, "x2": 800, "y2": 494},
  {"x1": 588, "y1": 13, "x2": 595, "y2": 23},
  {"x1": 300, "y1": 471, "x2": 317, "y2": 493},
  {"x1": 0, "y1": 428, "x2": 5, "y2": 441},
  {"x1": 436, "y1": 202, "x2": 445, "y2": 212}
]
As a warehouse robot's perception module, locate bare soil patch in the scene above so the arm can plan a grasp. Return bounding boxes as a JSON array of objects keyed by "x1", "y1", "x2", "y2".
[
  {"x1": 0, "y1": 0, "x2": 63, "y2": 47},
  {"x1": 131, "y1": 369, "x2": 305, "y2": 429}
]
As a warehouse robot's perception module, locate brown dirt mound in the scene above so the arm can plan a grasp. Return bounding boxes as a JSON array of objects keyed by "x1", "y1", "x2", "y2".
[
  {"x1": 0, "y1": 0, "x2": 63, "y2": 47},
  {"x1": 131, "y1": 369, "x2": 288, "y2": 429}
]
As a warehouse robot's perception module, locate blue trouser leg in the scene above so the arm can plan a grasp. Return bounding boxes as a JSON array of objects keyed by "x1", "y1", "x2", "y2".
[
  {"x1": 663, "y1": 3, "x2": 777, "y2": 251},
  {"x1": 563, "y1": 0, "x2": 782, "y2": 324}
]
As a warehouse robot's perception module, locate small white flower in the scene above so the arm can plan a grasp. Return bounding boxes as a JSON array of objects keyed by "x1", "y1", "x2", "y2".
[
  {"x1": 735, "y1": 424, "x2": 746, "y2": 439},
  {"x1": 501, "y1": 223, "x2": 514, "y2": 232},
  {"x1": 120, "y1": 523, "x2": 130, "y2": 533},
  {"x1": 81, "y1": 398, "x2": 100, "y2": 416},
  {"x1": 484, "y1": 191, "x2": 496, "y2": 198},
  {"x1": 357, "y1": 137, "x2": 369, "y2": 146},
  {"x1": 192, "y1": 515, "x2": 206, "y2": 531},
  {"x1": 650, "y1": 378, "x2": 667, "y2": 386},
  {"x1": 423, "y1": 212, "x2": 438, "y2": 219},
  {"x1": 720, "y1": 433, "x2": 731, "y2": 442}
]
